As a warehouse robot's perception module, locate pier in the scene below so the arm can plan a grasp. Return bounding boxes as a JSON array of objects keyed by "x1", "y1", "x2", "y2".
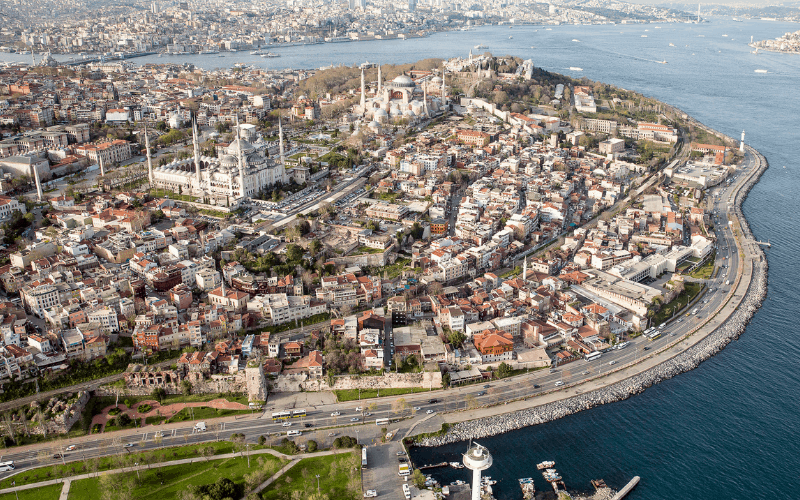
[
  {"x1": 611, "y1": 476, "x2": 640, "y2": 500},
  {"x1": 418, "y1": 461, "x2": 448, "y2": 470}
]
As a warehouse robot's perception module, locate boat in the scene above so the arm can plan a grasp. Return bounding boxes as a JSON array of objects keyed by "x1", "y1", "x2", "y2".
[
  {"x1": 449, "y1": 462, "x2": 465, "y2": 469},
  {"x1": 722, "y1": 34, "x2": 729, "y2": 37},
  {"x1": 754, "y1": 69, "x2": 768, "y2": 73},
  {"x1": 572, "y1": 39, "x2": 580, "y2": 42},
  {"x1": 261, "y1": 52, "x2": 280, "y2": 58},
  {"x1": 641, "y1": 35, "x2": 648, "y2": 38},
  {"x1": 537, "y1": 461, "x2": 555, "y2": 470},
  {"x1": 250, "y1": 50, "x2": 264, "y2": 55},
  {"x1": 660, "y1": 60, "x2": 667, "y2": 64},
  {"x1": 569, "y1": 67, "x2": 582, "y2": 71},
  {"x1": 474, "y1": 44, "x2": 488, "y2": 50},
  {"x1": 509, "y1": 35, "x2": 513, "y2": 39},
  {"x1": 669, "y1": 43, "x2": 675, "y2": 47},
  {"x1": 451, "y1": 480, "x2": 466, "y2": 485}
]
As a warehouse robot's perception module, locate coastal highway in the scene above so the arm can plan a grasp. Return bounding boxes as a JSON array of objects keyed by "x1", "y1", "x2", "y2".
[{"x1": 0, "y1": 157, "x2": 757, "y2": 479}]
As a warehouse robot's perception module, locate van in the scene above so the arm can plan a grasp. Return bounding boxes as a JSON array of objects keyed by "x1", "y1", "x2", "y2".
[
  {"x1": 725, "y1": 280, "x2": 730, "y2": 286},
  {"x1": 194, "y1": 422, "x2": 206, "y2": 432},
  {"x1": 287, "y1": 430, "x2": 302, "y2": 437},
  {"x1": 402, "y1": 484, "x2": 411, "y2": 499}
]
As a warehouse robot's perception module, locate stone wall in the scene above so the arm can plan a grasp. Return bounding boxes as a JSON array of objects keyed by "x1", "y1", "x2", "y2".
[{"x1": 271, "y1": 371, "x2": 442, "y2": 393}]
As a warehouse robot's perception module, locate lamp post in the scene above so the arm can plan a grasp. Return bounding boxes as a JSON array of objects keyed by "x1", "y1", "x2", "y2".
[{"x1": 315, "y1": 474, "x2": 321, "y2": 494}]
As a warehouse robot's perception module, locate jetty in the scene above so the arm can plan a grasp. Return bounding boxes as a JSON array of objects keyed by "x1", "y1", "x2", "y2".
[
  {"x1": 418, "y1": 461, "x2": 448, "y2": 470},
  {"x1": 611, "y1": 476, "x2": 640, "y2": 500}
]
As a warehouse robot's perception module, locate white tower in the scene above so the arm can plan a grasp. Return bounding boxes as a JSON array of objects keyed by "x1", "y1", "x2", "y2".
[
  {"x1": 192, "y1": 113, "x2": 202, "y2": 193},
  {"x1": 441, "y1": 67, "x2": 447, "y2": 107},
  {"x1": 522, "y1": 257, "x2": 527, "y2": 281},
  {"x1": 463, "y1": 442, "x2": 493, "y2": 500},
  {"x1": 235, "y1": 116, "x2": 245, "y2": 198},
  {"x1": 33, "y1": 164, "x2": 43, "y2": 201},
  {"x1": 360, "y1": 67, "x2": 366, "y2": 113},
  {"x1": 377, "y1": 64, "x2": 382, "y2": 97},
  {"x1": 98, "y1": 152, "x2": 105, "y2": 177},
  {"x1": 740, "y1": 130, "x2": 745, "y2": 152},
  {"x1": 278, "y1": 116, "x2": 286, "y2": 169},
  {"x1": 144, "y1": 123, "x2": 154, "y2": 186}
]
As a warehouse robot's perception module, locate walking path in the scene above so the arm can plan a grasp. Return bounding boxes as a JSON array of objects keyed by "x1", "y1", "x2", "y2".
[
  {"x1": 0, "y1": 447, "x2": 351, "y2": 497},
  {"x1": 92, "y1": 398, "x2": 250, "y2": 431}
]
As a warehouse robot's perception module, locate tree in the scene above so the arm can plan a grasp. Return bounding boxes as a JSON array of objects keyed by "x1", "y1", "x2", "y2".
[
  {"x1": 497, "y1": 362, "x2": 513, "y2": 379},
  {"x1": 151, "y1": 387, "x2": 167, "y2": 403},
  {"x1": 441, "y1": 372, "x2": 451, "y2": 388},
  {"x1": 309, "y1": 239, "x2": 323, "y2": 256},
  {"x1": 447, "y1": 330, "x2": 466, "y2": 348},
  {"x1": 286, "y1": 243, "x2": 304, "y2": 263},
  {"x1": 392, "y1": 398, "x2": 409, "y2": 417},
  {"x1": 411, "y1": 469, "x2": 426, "y2": 489},
  {"x1": 180, "y1": 380, "x2": 192, "y2": 395}
]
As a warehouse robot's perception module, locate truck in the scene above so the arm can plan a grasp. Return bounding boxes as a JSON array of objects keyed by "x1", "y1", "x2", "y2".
[
  {"x1": 398, "y1": 463, "x2": 410, "y2": 476},
  {"x1": 194, "y1": 422, "x2": 206, "y2": 432}
]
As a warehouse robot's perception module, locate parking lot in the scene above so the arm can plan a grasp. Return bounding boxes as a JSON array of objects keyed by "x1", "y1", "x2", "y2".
[{"x1": 363, "y1": 441, "x2": 409, "y2": 500}]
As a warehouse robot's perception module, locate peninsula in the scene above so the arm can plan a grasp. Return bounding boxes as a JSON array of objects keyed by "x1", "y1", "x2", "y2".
[
  {"x1": 0, "y1": 54, "x2": 767, "y2": 500},
  {"x1": 751, "y1": 30, "x2": 800, "y2": 54}
]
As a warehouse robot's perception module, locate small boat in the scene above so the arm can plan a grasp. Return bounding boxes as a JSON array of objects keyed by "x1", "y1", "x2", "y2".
[
  {"x1": 509, "y1": 35, "x2": 513, "y2": 39},
  {"x1": 451, "y1": 480, "x2": 466, "y2": 485},
  {"x1": 641, "y1": 35, "x2": 648, "y2": 38},
  {"x1": 754, "y1": 69, "x2": 768, "y2": 73},
  {"x1": 669, "y1": 43, "x2": 675, "y2": 47},
  {"x1": 449, "y1": 462, "x2": 465, "y2": 468},
  {"x1": 722, "y1": 34, "x2": 728, "y2": 37},
  {"x1": 660, "y1": 60, "x2": 667, "y2": 64},
  {"x1": 537, "y1": 461, "x2": 555, "y2": 470},
  {"x1": 519, "y1": 478, "x2": 534, "y2": 484},
  {"x1": 569, "y1": 67, "x2": 582, "y2": 71},
  {"x1": 572, "y1": 39, "x2": 580, "y2": 42}
]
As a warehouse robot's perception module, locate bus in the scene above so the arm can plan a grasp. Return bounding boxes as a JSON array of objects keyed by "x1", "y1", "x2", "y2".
[
  {"x1": 0, "y1": 462, "x2": 14, "y2": 472},
  {"x1": 375, "y1": 418, "x2": 390, "y2": 426},
  {"x1": 585, "y1": 352, "x2": 602, "y2": 362},
  {"x1": 361, "y1": 447, "x2": 368, "y2": 468},
  {"x1": 291, "y1": 409, "x2": 306, "y2": 418},
  {"x1": 271, "y1": 411, "x2": 291, "y2": 421},
  {"x1": 647, "y1": 331, "x2": 662, "y2": 340}
]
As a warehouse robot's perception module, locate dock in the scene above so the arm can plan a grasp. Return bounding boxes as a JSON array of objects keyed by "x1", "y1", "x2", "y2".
[
  {"x1": 418, "y1": 462, "x2": 448, "y2": 470},
  {"x1": 611, "y1": 476, "x2": 640, "y2": 500}
]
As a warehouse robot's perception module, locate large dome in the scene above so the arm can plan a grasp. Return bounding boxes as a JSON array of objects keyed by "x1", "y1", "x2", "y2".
[
  {"x1": 226, "y1": 138, "x2": 256, "y2": 156},
  {"x1": 391, "y1": 75, "x2": 415, "y2": 88}
]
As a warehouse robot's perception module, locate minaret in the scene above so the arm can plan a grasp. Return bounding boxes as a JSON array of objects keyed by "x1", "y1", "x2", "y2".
[
  {"x1": 360, "y1": 66, "x2": 366, "y2": 113},
  {"x1": 422, "y1": 84, "x2": 428, "y2": 116},
  {"x1": 740, "y1": 130, "x2": 745, "y2": 153},
  {"x1": 98, "y1": 152, "x2": 105, "y2": 177},
  {"x1": 278, "y1": 116, "x2": 286, "y2": 170},
  {"x1": 33, "y1": 165, "x2": 43, "y2": 202},
  {"x1": 235, "y1": 116, "x2": 246, "y2": 199},
  {"x1": 144, "y1": 123, "x2": 154, "y2": 186},
  {"x1": 441, "y1": 68, "x2": 447, "y2": 107},
  {"x1": 522, "y1": 257, "x2": 527, "y2": 282},
  {"x1": 192, "y1": 112, "x2": 202, "y2": 192},
  {"x1": 469, "y1": 49, "x2": 473, "y2": 64},
  {"x1": 463, "y1": 442, "x2": 493, "y2": 500},
  {"x1": 377, "y1": 64, "x2": 382, "y2": 98}
]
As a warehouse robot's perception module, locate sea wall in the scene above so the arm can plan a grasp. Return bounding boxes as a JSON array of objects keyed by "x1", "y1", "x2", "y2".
[{"x1": 419, "y1": 148, "x2": 769, "y2": 447}]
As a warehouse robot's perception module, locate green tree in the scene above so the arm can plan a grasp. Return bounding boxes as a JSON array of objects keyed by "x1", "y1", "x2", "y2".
[
  {"x1": 411, "y1": 469, "x2": 426, "y2": 489},
  {"x1": 286, "y1": 243, "x2": 304, "y2": 263},
  {"x1": 151, "y1": 387, "x2": 167, "y2": 403},
  {"x1": 180, "y1": 380, "x2": 192, "y2": 395},
  {"x1": 497, "y1": 362, "x2": 513, "y2": 379}
]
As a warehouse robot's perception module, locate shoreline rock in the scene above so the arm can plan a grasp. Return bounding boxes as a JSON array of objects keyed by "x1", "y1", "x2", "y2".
[{"x1": 417, "y1": 148, "x2": 769, "y2": 447}]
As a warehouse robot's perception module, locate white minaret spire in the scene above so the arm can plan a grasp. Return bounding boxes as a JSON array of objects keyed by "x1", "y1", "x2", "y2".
[
  {"x1": 33, "y1": 164, "x2": 43, "y2": 201},
  {"x1": 422, "y1": 83, "x2": 428, "y2": 116},
  {"x1": 192, "y1": 112, "x2": 202, "y2": 192},
  {"x1": 98, "y1": 152, "x2": 105, "y2": 177},
  {"x1": 441, "y1": 67, "x2": 447, "y2": 107},
  {"x1": 279, "y1": 116, "x2": 286, "y2": 169},
  {"x1": 523, "y1": 257, "x2": 527, "y2": 281},
  {"x1": 144, "y1": 123, "x2": 154, "y2": 186},
  {"x1": 377, "y1": 64, "x2": 382, "y2": 97},
  {"x1": 740, "y1": 130, "x2": 745, "y2": 152},
  {"x1": 235, "y1": 115, "x2": 245, "y2": 198},
  {"x1": 360, "y1": 66, "x2": 366, "y2": 113}
]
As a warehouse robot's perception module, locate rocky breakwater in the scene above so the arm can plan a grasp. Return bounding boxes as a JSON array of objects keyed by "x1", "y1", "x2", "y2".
[{"x1": 419, "y1": 150, "x2": 769, "y2": 447}]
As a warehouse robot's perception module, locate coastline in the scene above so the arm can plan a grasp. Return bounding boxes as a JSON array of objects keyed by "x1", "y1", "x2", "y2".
[{"x1": 416, "y1": 145, "x2": 769, "y2": 447}]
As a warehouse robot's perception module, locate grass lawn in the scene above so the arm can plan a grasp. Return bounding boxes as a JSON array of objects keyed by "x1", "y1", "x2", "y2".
[
  {"x1": 356, "y1": 246, "x2": 383, "y2": 254},
  {"x1": 0, "y1": 484, "x2": 62, "y2": 500},
  {"x1": 1, "y1": 441, "x2": 250, "y2": 489},
  {"x1": 149, "y1": 188, "x2": 197, "y2": 203},
  {"x1": 164, "y1": 406, "x2": 252, "y2": 424},
  {"x1": 373, "y1": 257, "x2": 412, "y2": 279},
  {"x1": 334, "y1": 387, "x2": 429, "y2": 402},
  {"x1": 68, "y1": 454, "x2": 284, "y2": 500},
  {"x1": 260, "y1": 452, "x2": 361, "y2": 500},
  {"x1": 689, "y1": 252, "x2": 716, "y2": 279},
  {"x1": 653, "y1": 282, "x2": 704, "y2": 325}
]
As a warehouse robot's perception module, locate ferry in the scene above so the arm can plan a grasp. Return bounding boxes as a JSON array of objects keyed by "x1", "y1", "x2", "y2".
[
  {"x1": 537, "y1": 461, "x2": 555, "y2": 470},
  {"x1": 261, "y1": 52, "x2": 280, "y2": 58}
]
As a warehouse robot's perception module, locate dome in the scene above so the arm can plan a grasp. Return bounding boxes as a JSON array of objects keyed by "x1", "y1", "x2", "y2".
[
  {"x1": 374, "y1": 108, "x2": 388, "y2": 118},
  {"x1": 226, "y1": 138, "x2": 255, "y2": 156},
  {"x1": 391, "y1": 75, "x2": 415, "y2": 87},
  {"x1": 389, "y1": 107, "x2": 402, "y2": 117},
  {"x1": 404, "y1": 109, "x2": 416, "y2": 117},
  {"x1": 368, "y1": 121, "x2": 381, "y2": 131},
  {"x1": 431, "y1": 76, "x2": 443, "y2": 84},
  {"x1": 220, "y1": 154, "x2": 237, "y2": 167}
]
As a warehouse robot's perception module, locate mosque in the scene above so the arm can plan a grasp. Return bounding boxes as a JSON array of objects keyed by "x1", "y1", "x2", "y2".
[
  {"x1": 145, "y1": 115, "x2": 288, "y2": 204},
  {"x1": 357, "y1": 64, "x2": 450, "y2": 133}
]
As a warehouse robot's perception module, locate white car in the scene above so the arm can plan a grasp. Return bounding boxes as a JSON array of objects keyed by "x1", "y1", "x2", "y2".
[
  {"x1": 331, "y1": 412, "x2": 341, "y2": 417},
  {"x1": 426, "y1": 409, "x2": 435, "y2": 414},
  {"x1": 65, "y1": 445, "x2": 77, "y2": 451},
  {"x1": 413, "y1": 407, "x2": 421, "y2": 411},
  {"x1": 609, "y1": 360, "x2": 617, "y2": 365},
  {"x1": 555, "y1": 381, "x2": 565, "y2": 387},
  {"x1": 364, "y1": 490, "x2": 377, "y2": 498},
  {"x1": 282, "y1": 422, "x2": 292, "y2": 427},
  {"x1": 355, "y1": 407, "x2": 363, "y2": 412}
]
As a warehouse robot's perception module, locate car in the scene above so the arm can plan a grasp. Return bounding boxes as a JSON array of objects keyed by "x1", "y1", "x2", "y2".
[
  {"x1": 124, "y1": 443, "x2": 136, "y2": 448},
  {"x1": 427, "y1": 399, "x2": 438, "y2": 404},
  {"x1": 364, "y1": 490, "x2": 378, "y2": 498},
  {"x1": 282, "y1": 422, "x2": 292, "y2": 427},
  {"x1": 52, "y1": 453, "x2": 63, "y2": 459},
  {"x1": 398, "y1": 457, "x2": 408, "y2": 463},
  {"x1": 331, "y1": 412, "x2": 341, "y2": 417},
  {"x1": 644, "y1": 346, "x2": 651, "y2": 351},
  {"x1": 365, "y1": 412, "x2": 372, "y2": 417},
  {"x1": 533, "y1": 384, "x2": 540, "y2": 388},
  {"x1": 609, "y1": 360, "x2": 617, "y2": 365},
  {"x1": 555, "y1": 381, "x2": 565, "y2": 387},
  {"x1": 328, "y1": 432, "x2": 337, "y2": 437},
  {"x1": 65, "y1": 445, "x2": 77, "y2": 451},
  {"x1": 477, "y1": 391, "x2": 486, "y2": 396},
  {"x1": 355, "y1": 407, "x2": 363, "y2": 412},
  {"x1": 426, "y1": 410, "x2": 435, "y2": 414},
  {"x1": 483, "y1": 384, "x2": 491, "y2": 388},
  {"x1": 413, "y1": 406, "x2": 421, "y2": 411},
  {"x1": 396, "y1": 451, "x2": 406, "y2": 456},
  {"x1": 350, "y1": 417, "x2": 360, "y2": 422},
  {"x1": 304, "y1": 423, "x2": 313, "y2": 428}
]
